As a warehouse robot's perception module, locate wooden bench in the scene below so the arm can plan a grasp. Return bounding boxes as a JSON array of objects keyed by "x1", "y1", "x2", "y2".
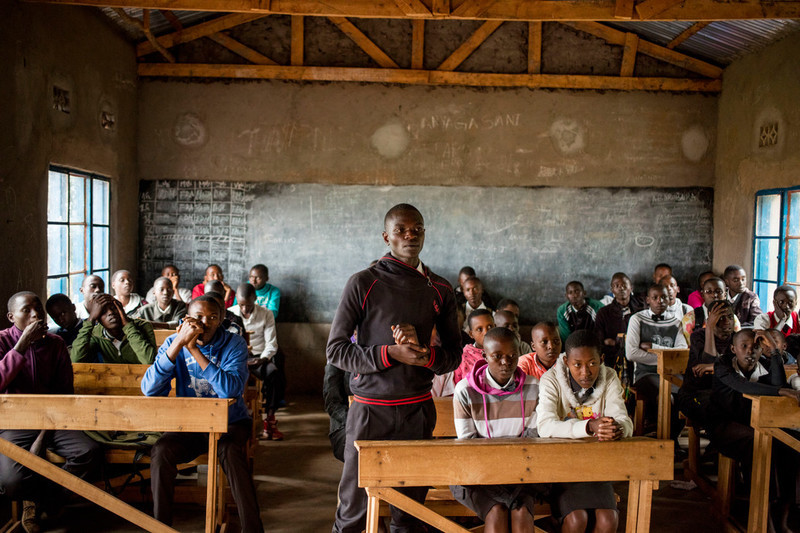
[
  {"x1": 745, "y1": 394, "x2": 800, "y2": 533},
  {"x1": 358, "y1": 436, "x2": 674, "y2": 533},
  {"x1": 0, "y1": 394, "x2": 230, "y2": 533}
]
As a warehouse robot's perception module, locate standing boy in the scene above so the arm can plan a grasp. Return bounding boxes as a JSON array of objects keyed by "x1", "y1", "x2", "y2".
[
  {"x1": 556, "y1": 281, "x2": 603, "y2": 343},
  {"x1": 753, "y1": 284, "x2": 799, "y2": 335},
  {"x1": 135, "y1": 277, "x2": 188, "y2": 329},
  {"x1": 0, "y1": 292, "x2": 101, "y2": 530},
  {"x1": 71, "y1": 293, "x2": 157, "y2": 364},
  {"x1": 723, "y1": 265, "x2": 762, "y2": 327},
  {"x1": 327, "y1": 203, "x2": 461, "y2": 533},
  {"x1": 141, "y1": 295, "x2": 263, "y2": 532}
]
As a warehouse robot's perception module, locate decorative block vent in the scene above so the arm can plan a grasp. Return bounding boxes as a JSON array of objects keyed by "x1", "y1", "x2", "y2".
[{"x1": 759, "y1": 122, "x2": 778, "y2": 148}]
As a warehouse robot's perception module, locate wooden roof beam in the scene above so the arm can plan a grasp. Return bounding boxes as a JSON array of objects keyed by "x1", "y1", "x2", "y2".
[
  {"x1": 113, "y1": 8, "x2": 176, "y2": 62},
  {"x1": 207, "y1": 32, "x2": 278, "y2": 64},
  {"x1": 393, "y1": 0, "x2": 431, "y2": 17},
  {"x1": 138, "y1": 62, "x2": 722, "y2": 92},
  {"x1": 667, "y1": 21, "x2": 711, "y2": 49},
  {"x1": 136, "y1": 13, "x2": 267, "y2": 57},
  {"x1": 158, "y1": 9, "x2": 183, "y2": 31},
  {"x1": 437, "y1": 20, "x2": 503, "y2": 71},
  {"x1": 24, "y1": 0, "x2": 800, "y2": 21},
  {"x1": 328, "y1": 16, "x2": 399, "y2": 68}
]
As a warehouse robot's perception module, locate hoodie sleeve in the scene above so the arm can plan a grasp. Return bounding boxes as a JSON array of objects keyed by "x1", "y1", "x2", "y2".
[
  {"x1": 535, "y1": 370, "x2": 590, "y2": 439},
  {"x1": 625, "y1": 313, "x2": 656, "y2": 366},
  {"x1": 427, "y1": 279, "x2": 462, "y2": 375},
  {"x1": 200, "y1": 334, "x2": 247, "y2": 399},
  {"x1": 452, "y1": 381, "x2": 478, "y2": 439},
  {"x1": 141, "y1": 337, "x2": 176, "y2": 397},
  {"x1": 602, "y1": 370, "x2": 633, "y2": 438},
  {"x1": 326, "y1": 273, "x2": 393, "y2": 374}
]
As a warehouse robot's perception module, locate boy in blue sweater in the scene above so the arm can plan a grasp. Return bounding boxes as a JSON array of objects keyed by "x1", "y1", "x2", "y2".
[{"x1": 141, "y1": 295, "x2": 263, "y2": 532}]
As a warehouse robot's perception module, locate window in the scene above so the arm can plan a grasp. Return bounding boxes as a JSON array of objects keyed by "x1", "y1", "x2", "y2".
[
  {"x1": 47, "y1": 166, "x2": 110, "y2": 302},
  {"x1": 753, "y1": 187, "x2": 800, "y2": 311}
]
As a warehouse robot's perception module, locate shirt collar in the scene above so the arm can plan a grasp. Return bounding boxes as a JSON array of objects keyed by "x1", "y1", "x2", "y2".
[
  {"x1": 416, "y1": 261, "x2": 425, "y2": 275},
  {"x1": 485, "y1": 366, "x2": 515, "y2": 390}
]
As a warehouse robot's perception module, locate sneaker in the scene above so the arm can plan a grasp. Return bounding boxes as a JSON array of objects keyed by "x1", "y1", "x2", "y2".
[
  {"x1": 268, "y1": 415, "x2": 284, "y2": 441},
  {"x1": 259, "y1": 419, "x2": 272, "y2": 440},
  {"x1": 21, "y1": 500, "x2": 40, "y2": 533}
]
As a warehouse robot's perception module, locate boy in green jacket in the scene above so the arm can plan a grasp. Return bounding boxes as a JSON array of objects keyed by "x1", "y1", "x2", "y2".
[{"x1": 71, "y1": 293, "x2": 157, "y2": 364}]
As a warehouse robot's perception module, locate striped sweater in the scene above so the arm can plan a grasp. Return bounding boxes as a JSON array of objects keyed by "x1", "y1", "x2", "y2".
[
  {"x1": 625, "y1": 308, "x2": 687, "y2": 382},
  {"x1": 453, "y1": 360, "x2": 539, "y2": 439}
]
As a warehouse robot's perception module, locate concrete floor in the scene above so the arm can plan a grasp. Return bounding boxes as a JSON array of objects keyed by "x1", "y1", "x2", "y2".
[{"x1": 2, "y1": 396, "x2": 729, "y2": 532}]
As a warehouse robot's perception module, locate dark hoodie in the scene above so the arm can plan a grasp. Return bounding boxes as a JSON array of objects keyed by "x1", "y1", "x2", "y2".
[{"x1": 326, "y1": 253, "x2": 461, "y2": 402}]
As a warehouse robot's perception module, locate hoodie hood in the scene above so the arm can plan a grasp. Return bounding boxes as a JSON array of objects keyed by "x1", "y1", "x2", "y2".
[
  {"x1": 551, "y1": 356, "x2": 610, "y2": 409},
  {"x1": 467, "y1": 359, "x2": 526, "y2": 397}
]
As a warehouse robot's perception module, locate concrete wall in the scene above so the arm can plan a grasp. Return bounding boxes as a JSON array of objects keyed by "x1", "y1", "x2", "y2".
[
  {"x1": 0, "y1": 2, "x2": 138, "y2": 324},
  {"x1": 713, "y1": 32, "x2": 800, "y2": 273}
]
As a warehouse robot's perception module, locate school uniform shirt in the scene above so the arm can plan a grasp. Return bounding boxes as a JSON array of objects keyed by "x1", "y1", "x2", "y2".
[
  {"x1": 594, "y1": 299, "x2": 641, "y2": 359},
  {"x1": 679, "y1": 328, "x2": 732, "y2": 397},
  {"x1": 709, "y1": 351, "x2": 786, "y2": 427},
  {"x1": 0, "y1": 326, "x2": 73, "y2": 394},
  {"x1": 536, "y1": 356, "x2": 633, "y2": 439},
  {"x1": 753, "y1": 310, "x2": 800, "y2": 336},
  {"x1": 141, "y1": 328, "x2": 250, "y2": 424},
  {"x1": 145, "y1": 286, "x2": 193, "y2": 305},
  {"x1": 48, "y1": 318, "x2": 84, "y2": 350},
  {"x1": 453, "y1": 359, "x2": 538, "y2": 439},
  {"x1": 518, "y1": 352, "x2": 563, "y2": 380},
  {"x1": 326, "y1": 253, "x2": 462, "y2": 403},
  {"x1": 76, "y1": 300, "x2": 90, "y2": 320},
  {"x1": 70, "y1": 319, "x2": 157, "y2": 364},
  {"x1": 556, "y1": 298, "x2": 604, "y2": 343},
  {"x1": 134, "y1": 300, "x2": 188, "y2": 329},
  {"x1": 119, "y1": 293, "x2": 145, "y2": 315},
  {"x1": 666, "y1": 298, "x2": 693, "y2": 320},
  {"x1": 728, "y1": 289, "x2": 762, "y2": 327},
  {"x1": 229, "y1": 304, "x2": 277, "y2": 359},
  {"x1": 625, "y1": 309, "x2": 687, "y2": 383},
  {"x1": 681, "y1": 305, "x2": 742, "y2": 344}
]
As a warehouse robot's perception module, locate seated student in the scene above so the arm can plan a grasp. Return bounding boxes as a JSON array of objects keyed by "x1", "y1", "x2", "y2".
[
  {"x1": 247, "y1": 264, "x2": 281, "y2": 319},
  {"x1": 707, "y1": 329, "x2": 800, "y2": 532},
  {"x1": 451, "y1": 327, "x2": 541, "y2": 533},
  {"x1": 724, "y1": 264, "x2": 762, "y2": 327},
  {"x1": 71, "y1": 293, "x2": 157, "y2": 364},
  {"x1": 652, "y1": 263, "x2": 672, "y2": 285},
  {"x1": 192, "y1": 264, "x2": 234, "y2": 308},
  {"x1": 455, "y1": 267, "x2": 496, "y2": 310},
  {"x1": 453, "y1": 309, "x2": 495, "y2": 385},
  {"x1": 675, "y1": 301, "x2": 735, "y2": 427},
  {"x1": 0, "y1": 292, "x2": 102, "y2": 530},
  {"x1": 754, "y1": 284, "x2": 799, "y2": 336},
  {"x1": 659, "y1": 275, "x2": 692, "y2": 320},
  {"x1": 205, "y1": 280, "x2": 244, "y2": 337},
  {"x1": 625, "y1": 284, "x2": 687, "y2": 428},
  {"x1": 111, "y1": 269, "x2": 146, "y2": 315},
  {"x1": 145, "y1": 264, "x2": 192, "y2": 304},
  {"x1": 518, "y1": 322, "x2": 562, "y2": 379},
  {"x1": 45, "y1": 293, "x2": 83, "y2": 350},
  {"x1": 135, "y1": 276, "x2": 188, "y2": 329},
  {"x1": 687, "y1": 270, "x2": 717, "y2": 310},
  {"x1": 75, "y1": 274, "x2": 105, "y2": 320},
  {"x1": 556, "y1": 281, "x2": 603, "y2": 343},
  {"x1": 681, "y1": 276, "x2": 741, "y2": 344},
  {"x1": 537, "y1": 330, "x2": 632, "y2": 533},
  {"x1": 495, "y1": 298, "x2": 521, "y2": 319},
  {"x1": 494, "y1": 309, "x2": 532, "y2": 355},
  {"x1": 141, "y1": 295, "x2": 264, "y2": 532},
  {"x1": 230, "y1": 283, "x2": 283, "y2": 440},
  {"x1": 594, "y1": 273, "x2": 641, "y2": 367},
  {"x1": 462, "y1": 277, "x2": 492, "y2": 331}
]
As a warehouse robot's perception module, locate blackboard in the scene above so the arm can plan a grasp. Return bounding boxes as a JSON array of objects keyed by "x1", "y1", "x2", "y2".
[{"x1": 138, "y1": 181, "x2": 713, "y2": 324}]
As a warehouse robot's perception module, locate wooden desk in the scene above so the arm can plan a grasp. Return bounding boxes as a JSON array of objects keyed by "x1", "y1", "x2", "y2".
[
  {"x1": 357, "y1": 437, "x2": 673, "y2": 533},
  {"x1": 651, "y1": 348, "x2": 690, "y2": 440},
  {"x1": 0, "y1": 394, "x2": 231, "y2": 533},
  {"x1": 744, "y1": 394, "x2": 800, "y2": 533}
]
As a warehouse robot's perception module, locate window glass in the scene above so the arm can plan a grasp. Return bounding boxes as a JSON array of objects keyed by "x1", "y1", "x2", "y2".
[
  {"x1": 755, "y1": 194, "x2": 781, "y2": 237},
  {"x1": 93, "y1": 227, "x2": 109, "y2": 270},
  {"x1": 786, "y1": 239, "x2": 799, "y2": 284},
  {"x1": 754, "y1": 281, "x2": 777, "y2": 313},
  {"x1": 753, "y1": 238, "x2": 779, "y2": 281},
  {"x1": 48, "y1": 171, "x2": 68, "y2": 222},
  {"x1": 93, "y1": 179, "x2": 109, "y2": 225},
  {"x1": 69, "y1": 175, "x2": 86, "y2": 223},
  {"x1": 47, "y1": 225, "x2": 68, "y2": 275}
]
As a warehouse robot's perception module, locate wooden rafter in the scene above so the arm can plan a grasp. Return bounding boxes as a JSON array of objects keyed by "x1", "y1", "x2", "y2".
[
  {"x1": 437, "y1": 20, "x2": 503, "y2": 71},
  {"x1": 451, "y1": 0, "x2": 499, "y2": 18},
  {"x1": 667, "y1": 21, "x2": 711, "y2": 49},
  {"x1": 158, "y1": 9, "x2": 183, "y2": 31},
  {"x1": 291, "y1": 15, "x2": 303, "y2": 66},
  {"x1": 24, "y1": 0, "x2": 800, "y2": 21},
  {"x1": 613, "y1": 0, "x2": 634, "y2": 19},
  {"x1": 393, "y1": 0, "x2": 430, "y2": 17},
  {"x1": 136, "y1": 13, "x2": 266, "y2": 57},
  {"x1": 113, "y1": 8, "x2": 175, "y2": 62},
  {"x1": 207, "y1": 32, "x2": 277, "y2": 64},
  {"x1": 328, "y1": 16, "x2": 399, "y2": 68},
  {"x1": 411, "y1": 19, "x2": 424, "y2": 69},
  {"x1": 635, "y1": 0, "x2": 684, "y2": 20},
  {"x1": 527, "y1": 21, "x2": 541, "y2": 74},
  {"x1": 620, "y1": 32, "x2": 638, "y2": 77},
  {"x1": 562, "y1": 21, "x2": 722, "y2": 78}
]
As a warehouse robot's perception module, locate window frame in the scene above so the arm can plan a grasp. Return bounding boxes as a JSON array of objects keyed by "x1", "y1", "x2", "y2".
[{"x1": 46, "y1": 165, "x2": 111, "y2": 300}]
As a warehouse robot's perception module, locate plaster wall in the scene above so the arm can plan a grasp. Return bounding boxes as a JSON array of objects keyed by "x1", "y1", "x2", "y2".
[
  {"x1": 713, "y1": 33, "x2": 800, "y2": 274},
  {"x1": 0, "y1": 2, "x2": 138, "y2": 324}
]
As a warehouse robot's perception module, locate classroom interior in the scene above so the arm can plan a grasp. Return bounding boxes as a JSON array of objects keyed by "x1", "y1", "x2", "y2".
[{"x1": 1, "y1": 1, "x2": 800, "y2": 531}]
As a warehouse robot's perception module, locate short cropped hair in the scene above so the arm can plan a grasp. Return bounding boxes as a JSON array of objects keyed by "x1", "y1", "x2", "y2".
[
  {"x1": 724, "y1": 265, "x2": 745, "y2": 277},
  {"x1": 611, "y1": 272, "x2": 631, "y2": 284},
  {"x1": 654, "y1": 263, "x2": 672, "y2": 273},
  {"x1": 496, "y1": 298, "x2": 519, "y2": 310},
  {"x1": 237, "y1": 282, "x2": 256, "y2": 299},
  {"x1": 732, "y1": 329, "x2": 755, "y2": 344},
  {"x1": 467, "y1": 308, "x2": 493, "y2": 329},
  {"x1": 483, "y1": 327, "x2": 518, "y2": 349},
  {"x1": 7, "y1": 291, "x2": 37, "y2": 313},
  {"x1": 774, "y1": 284, "x2": 797, "y2": 298},
  {"x1": 250, "y1": 264, "x2": 269, "y2": 277},
  {"x1": 648, "y1": 283, "x2": 667, "y2": 294},
  {"x1": 111, "y1": 269, "x2": 130, "y2": 283},
  {"x1": 464, "y1": 276, "x2": 483, "y2": 288},
  {"x1": 564, "y1": 329, "x2": 601, "y2": 354},
  {"x1": 45, "y1": 293, "x2": 72, "y2": 311},
  {"x1": 702, "y1": 277, "x2": 725, "y2": 289},
  {"x1": 190, "y1": 294, "x2": 222, "y2": 314},
  {"x1": 205, "y1": 280, "x2": 225, "y2": 294},
  {"x1": 153, "y1": 276, "x2": 171, "y2": 287},
  {"x1": 459, "y1": 266, "x2": 476, "y2": 277},
  {"x1": 566, "y1": 280, "x2": 584, "y2": 291},
  {"x1": 697, "y1": 270, "x2": 716, "y2": 285},
  {"x1": 383, "y1": 203, "x2": 423, "y2": 228}
]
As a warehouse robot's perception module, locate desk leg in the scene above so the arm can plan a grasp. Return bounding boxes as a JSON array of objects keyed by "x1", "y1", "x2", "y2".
[
  {"x1": 747, "y1": 428, "x2": 772, "y2": 533},
  {"x1": 365, "y1": 488, "x2": 381, "y2": 533},
  {"x1": 206, "y1": 432, "x2": 220, "y2": 533},
  {"x1": 626, "y1": 480, "x2": 640, "y2": 533},
  {"x1": 657, "y1": 377, "x2": 670, "y2": 440},
  {"x1": 625, "y1": 480, "x2": 654, "y2": 533}
]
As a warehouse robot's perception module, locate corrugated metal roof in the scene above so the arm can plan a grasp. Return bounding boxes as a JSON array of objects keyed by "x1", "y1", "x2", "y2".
[
  {"x1": 607, "y1": 19, "x2": 800, "y2": 65},
  {"x1": 101, "y1": 8, "x2": 800, "y2": 66}
]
